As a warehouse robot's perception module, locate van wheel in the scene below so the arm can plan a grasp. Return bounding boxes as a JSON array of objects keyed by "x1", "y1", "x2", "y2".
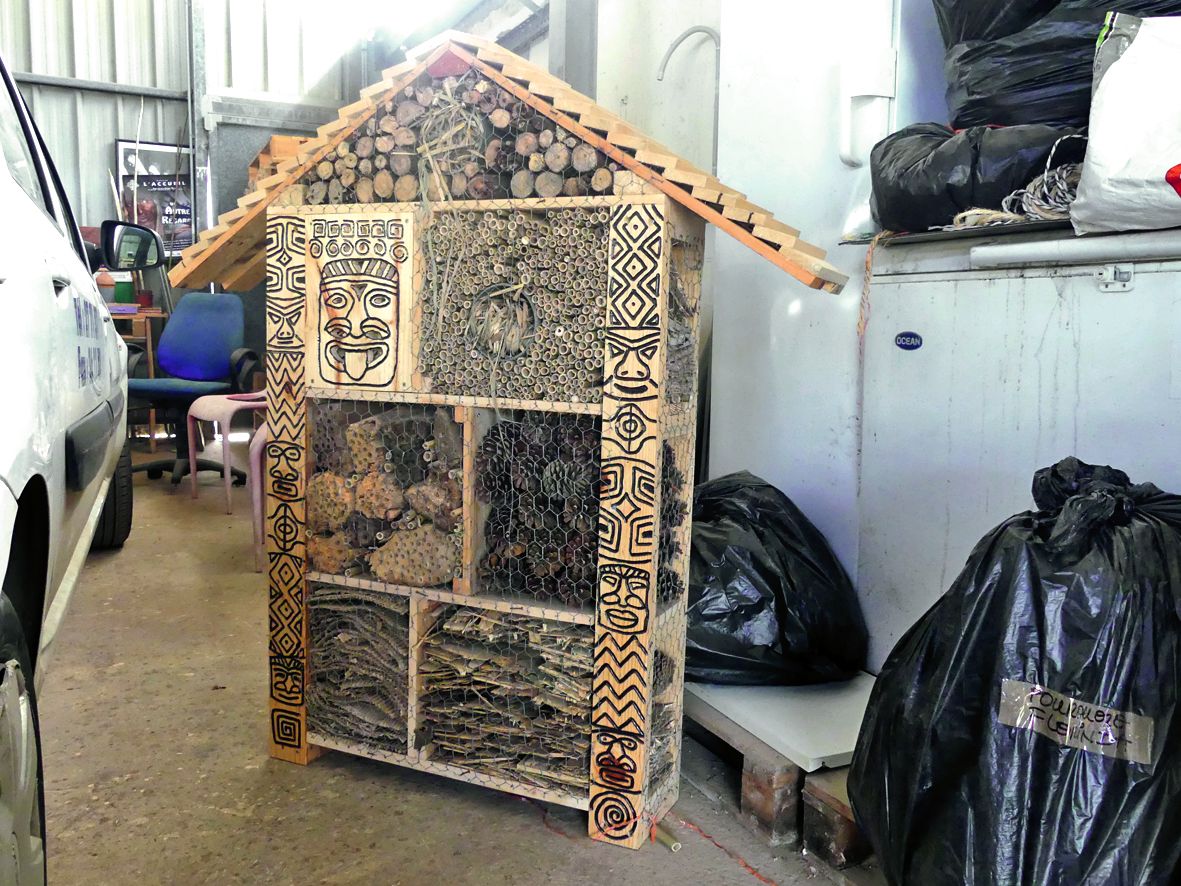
[
  {"x1": 91, "y1": 443, "x2": 133, "y2": 551},
  {"x1": 0, "y1": 597, "x2": 45, "y2": 885}
]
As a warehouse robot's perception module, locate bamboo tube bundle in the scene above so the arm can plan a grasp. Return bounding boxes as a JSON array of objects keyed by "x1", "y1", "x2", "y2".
[
  {"x1": 307, "y1": 584, "x2": 410, "y2": 752},
  {"x1": 346, "y1": 409, "x2": 433, "y2": 478},
  {"x1": 309, "y1": 400, "x2": 355, "y2": 474},
  {"x1": 418, "y1": 606, "x2": 593, "y2": 794},
  {"x1": 418, "y1": 208, "x2": 610, "y2": 402},
  {"x1": 474, "y1": 412, "x2": 601, "y2": 608}
]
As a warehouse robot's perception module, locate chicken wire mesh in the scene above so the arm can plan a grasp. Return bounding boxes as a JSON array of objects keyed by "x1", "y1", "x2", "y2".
[
  {"x1": 646, "y1": 431, "x2": 694, "y2": 810},
  {"x1": 306, "y1": 399, "x2": 463, "y2": 587},
  {"x1": 473, "y1": 410, "x2": 601, "y2": 610},
  {"x1": 296, "y1": 67, "x2": 652, "y2": 208},
  {"x1": 417, "y1": 206, "x2": 610, "y2": 404},
  {"x1": 666, "y1": 236, "x2": 704, "y2": 411},
  {"x1": 416, "y1": 604, "x2": 593, "y2": 798},
  {"x1": 307, "y1": 583, "x2": 410, "y2": 754}
]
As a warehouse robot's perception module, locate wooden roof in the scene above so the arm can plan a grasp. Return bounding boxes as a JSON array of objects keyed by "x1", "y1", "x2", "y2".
[{"x1": 170, "y1": 31, "x2": 847, "y2": 294}]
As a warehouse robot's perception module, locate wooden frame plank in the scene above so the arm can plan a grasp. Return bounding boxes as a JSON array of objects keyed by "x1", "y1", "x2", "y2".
[
  {"x1": 264, "y1": 210, "x2": 322, "y2": 766},
  {"x1": 586, "y1": 200, "x2": 669, "y2": 850}
]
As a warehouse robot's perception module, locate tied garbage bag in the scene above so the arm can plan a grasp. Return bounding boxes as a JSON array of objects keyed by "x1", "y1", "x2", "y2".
[
  {"x1": 870, "y1": 122, "x2": 1085, "y2": 232},
  {"x1": 932, "y1": 0, "x2": 1057, "y2": 46},
  {"x1": 945, "y1": 0, "x2": 1181, "y2": 129},
  {"x1": 849, "y1": 457, "x2": 1181, "y2": 885},
  {"x1": 685, "y1": 471, "x2": 867, "y2": 685}
]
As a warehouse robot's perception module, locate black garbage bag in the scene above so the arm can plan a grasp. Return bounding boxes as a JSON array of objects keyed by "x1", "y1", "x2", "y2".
[
  {"x1": 849, "y1": 457, "x2": 1181, "y2": 885},
  {"x1": 932, "y1": 0, "x2": 1057, "y2": 46},
  {"x1": 946, "y1": 1, "x2": 1181, "y2": 128},
  {"x1": 870, "y1": 122, "x2": 1085, "y2": 232},
  {"x1": 685, "y1": 471, "x2": 867, "y2": 685}
]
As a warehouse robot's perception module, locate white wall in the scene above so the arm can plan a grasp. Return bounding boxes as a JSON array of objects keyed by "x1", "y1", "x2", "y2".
[
  {"x1": 710, "y1": 0, "x2": 944, "y2": 577},
  {"x1": 597, "y1": 0, "x2": 719, "y2": 172}
]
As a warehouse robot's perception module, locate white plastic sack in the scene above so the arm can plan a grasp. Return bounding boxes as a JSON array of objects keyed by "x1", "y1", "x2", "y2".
[{"x1": 1071, "y1": 16, "x2": 1181, "y2": 234}]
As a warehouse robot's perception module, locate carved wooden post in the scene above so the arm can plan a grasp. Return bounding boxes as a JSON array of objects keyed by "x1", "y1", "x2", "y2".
[
  {"x1": 590, "y1": 202, "x2": 668, "y2": 847},
  {"x1": 264, "y1": 212, "x2": 318, "y2": 764}
]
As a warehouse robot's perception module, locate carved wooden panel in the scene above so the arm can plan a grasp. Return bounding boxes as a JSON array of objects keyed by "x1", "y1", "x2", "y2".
[
  {"x1": 589, "y1": 202, "x2": 668, "y2": 848},
  {"x1": 304, "y1": 212, "x2": 415, "y2": 391},
  {"x1": 265, "y1": 211, "x2": 315, "y2": 763}
]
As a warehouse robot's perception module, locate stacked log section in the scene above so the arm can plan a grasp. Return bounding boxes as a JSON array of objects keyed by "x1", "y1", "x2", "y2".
[
  {"x1": 418, "y1": 208, "x2": 609, "y2": 403},
  {"x1": 305, "y1": 400, "x2": 462, "y2": 587},
  {"x1": 298, "y1": 69, "x2": 618, "y2": 204},
  {"x1": 307, "y1": 584, "x2": 410, "y2": 753},
  {"x1": 474, "y1": 412, "x2": 601, "y2": 609},
  {"x1": 418, "y1": 607, "x2": 592, "y2": 795}
]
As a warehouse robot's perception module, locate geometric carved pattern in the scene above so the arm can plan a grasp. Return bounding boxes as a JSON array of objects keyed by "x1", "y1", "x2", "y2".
[
  {"x1": 590, "y1": 203, "x2": 666, "y2": 848},
  {"x1": 266, "y1": 212, "x2": 311, "y2": 762}
]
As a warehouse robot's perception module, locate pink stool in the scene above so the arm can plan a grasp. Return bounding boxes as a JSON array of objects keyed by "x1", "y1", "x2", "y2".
[
  {"x1": 186, "y1": 391, "x2": 266, "y2": 514},
  {"x1": 249, "y1": 421, "x2": 269, "y2": 572}
]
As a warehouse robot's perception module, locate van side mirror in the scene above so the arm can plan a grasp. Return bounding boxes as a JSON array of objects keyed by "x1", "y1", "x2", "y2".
[{"x1": 101, "y1": 220, "x2": 164, "y2": 271}]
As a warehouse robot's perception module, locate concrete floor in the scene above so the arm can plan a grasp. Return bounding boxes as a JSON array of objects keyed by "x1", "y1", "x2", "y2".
[{"x1": 40, "y1": 454, "x2": 835, "y2": 885}]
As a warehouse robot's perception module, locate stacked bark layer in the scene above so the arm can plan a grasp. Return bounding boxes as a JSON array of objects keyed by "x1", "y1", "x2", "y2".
[
  {"x1": 418, "y1": 607, "x2": 593, "y2": 795},
  {"x1": 307, "y1": 585, "x2": 410, "y2": 752}
]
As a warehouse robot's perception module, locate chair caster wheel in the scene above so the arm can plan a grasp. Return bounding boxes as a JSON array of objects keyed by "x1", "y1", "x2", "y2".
[
  {"x1": 147, "y1": 468, "x2": 164, "y2": 480},
  {"x1": 233, "y1": 477, "x2": 246, "y2": 487}
]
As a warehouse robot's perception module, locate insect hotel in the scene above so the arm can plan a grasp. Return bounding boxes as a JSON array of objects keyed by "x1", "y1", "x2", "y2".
[{"x1": 171, "y1": 31, "x2": 845, "y2": 849}]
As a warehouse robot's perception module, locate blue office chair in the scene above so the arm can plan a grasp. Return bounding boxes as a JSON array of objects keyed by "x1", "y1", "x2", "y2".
[{"x1": 128, "y1": 292, "x2": 259, "y2": 485}]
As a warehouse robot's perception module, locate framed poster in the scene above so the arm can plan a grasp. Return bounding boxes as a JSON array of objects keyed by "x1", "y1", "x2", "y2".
[{"x1": 116, "y1": 140, "x2": 193, "y2": 256}]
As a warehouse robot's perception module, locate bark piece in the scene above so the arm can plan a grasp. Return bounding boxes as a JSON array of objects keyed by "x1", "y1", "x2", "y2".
[{"x1": 355, "y1": 472, "x2": 406, "y2": 521}]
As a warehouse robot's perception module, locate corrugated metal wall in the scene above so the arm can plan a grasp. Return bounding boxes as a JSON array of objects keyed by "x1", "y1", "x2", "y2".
[{"x1": 0, "y1": 0, "x2": 190, "y2": 228}]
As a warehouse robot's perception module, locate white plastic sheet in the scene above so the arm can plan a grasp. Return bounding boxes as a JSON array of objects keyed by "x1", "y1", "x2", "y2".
[{"x1": 1071, "y1": 16, "x2": 1181, "y2": 234}]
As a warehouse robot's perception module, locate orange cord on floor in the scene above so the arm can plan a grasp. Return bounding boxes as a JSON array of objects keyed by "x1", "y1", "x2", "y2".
[
  {"x1": 522, "y1": 797, "x2": 786, "y2": 886},
  {"x1": 671, "y1": 814, "x2": 784, "y2": 886}
]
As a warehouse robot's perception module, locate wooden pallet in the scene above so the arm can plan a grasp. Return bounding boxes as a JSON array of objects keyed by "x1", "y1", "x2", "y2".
[{"x1": 683, "y1": 688, "x2": 805, "y2": 847}]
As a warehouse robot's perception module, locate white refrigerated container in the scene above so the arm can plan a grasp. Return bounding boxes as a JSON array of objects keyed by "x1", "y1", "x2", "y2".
[{"x1": 858, "y1": 228, "x2": 1181, "y2": 668}]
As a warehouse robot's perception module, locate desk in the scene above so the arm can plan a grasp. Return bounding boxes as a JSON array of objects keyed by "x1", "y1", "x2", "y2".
[{"x1": 110, "y1": 305, "x2": 167, "y2": 450}]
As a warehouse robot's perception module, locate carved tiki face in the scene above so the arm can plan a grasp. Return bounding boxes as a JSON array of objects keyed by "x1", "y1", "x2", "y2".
[{"x1": 318, "y1": 257, "x2": 398, "y2": 385}]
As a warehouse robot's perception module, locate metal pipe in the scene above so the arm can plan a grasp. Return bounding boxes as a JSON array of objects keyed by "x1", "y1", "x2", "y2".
[
  {"x1": 656, "y1": 26, "x2": 721, "y2": 176},
  {"x1": 969, "y1": 230, "x2": 1181, "y2": 269},
  {"x1": 13, "y1": 70, "x2": 188, "y2": 101}
]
